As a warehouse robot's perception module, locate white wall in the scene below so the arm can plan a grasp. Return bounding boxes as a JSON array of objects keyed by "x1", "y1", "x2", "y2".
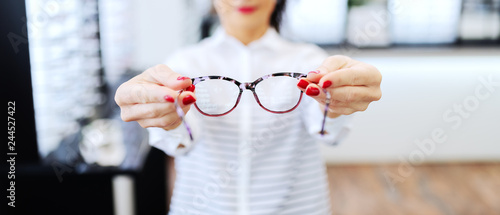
[{"x1": 320, "y1": 53, "x2": 500, "y2": 164}]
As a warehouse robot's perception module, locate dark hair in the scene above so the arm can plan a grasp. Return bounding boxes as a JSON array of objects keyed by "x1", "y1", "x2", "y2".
[{"x1": 270, "y1": 0, "x2": 287, "y2": 32}]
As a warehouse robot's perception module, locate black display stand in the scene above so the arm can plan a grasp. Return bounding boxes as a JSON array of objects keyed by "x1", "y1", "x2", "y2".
[
  {"x1": 1, "y1": 0, "x2": 168, "y2": 214},
  {"x1": 3, "y1": 148, "x2": 167, "y2": 215}
]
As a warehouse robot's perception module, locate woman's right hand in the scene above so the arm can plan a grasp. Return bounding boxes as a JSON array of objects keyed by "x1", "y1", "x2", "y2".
[{"x1": 114, "y1": 64, "x2": 196, "y2": 130}]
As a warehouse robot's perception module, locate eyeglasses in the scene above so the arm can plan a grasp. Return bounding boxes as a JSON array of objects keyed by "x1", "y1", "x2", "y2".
[
  {"x1": 191, "y1": 72, "x2": 307, "y2": 116},
  {"x1": 176, "y1": 72, "x2": 331, "y2": 141}
]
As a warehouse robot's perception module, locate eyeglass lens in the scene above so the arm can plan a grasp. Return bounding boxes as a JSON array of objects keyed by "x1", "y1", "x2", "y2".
[
  {"x1": 194, "y1": 79, "x2": 241, "y2": 115},
  {"x1": 193, "y1": 76, "x2": 302, "y2": 116},
  {"x1": 254, "y1": 76, "x2": 302, "y2": 112}
]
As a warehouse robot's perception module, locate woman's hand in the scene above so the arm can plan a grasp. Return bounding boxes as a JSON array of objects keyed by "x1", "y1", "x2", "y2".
[
  {"x1": 115, "y1": 64, "x2": 196, "y2": 130},
  {"x1": 297, "y1": 55, "x2": 382, "y2": 118}
]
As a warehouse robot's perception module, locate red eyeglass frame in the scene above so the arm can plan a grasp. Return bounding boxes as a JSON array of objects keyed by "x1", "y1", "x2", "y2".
[{"x1": 191, "y1": 72, "x2": 308, "y2": 117}]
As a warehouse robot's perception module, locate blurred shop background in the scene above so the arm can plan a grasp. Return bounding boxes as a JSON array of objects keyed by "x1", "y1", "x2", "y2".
[{"x1": 1, "y1": 0, "x2": 500, "y2": 214}]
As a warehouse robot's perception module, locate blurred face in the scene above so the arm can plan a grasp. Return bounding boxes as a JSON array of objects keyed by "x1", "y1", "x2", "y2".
[{"x1": 214, "y1": 0, "x2": 277, "y2": 30}]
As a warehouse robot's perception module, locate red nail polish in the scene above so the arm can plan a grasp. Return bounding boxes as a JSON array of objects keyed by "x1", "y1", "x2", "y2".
[
  {"x1": 322, "y1": 80, "x2": 332, "y2": 88},
  {"x1": 177, "y1": 76, "x2": 190, "y2": 81},
  {"x1": 297, "y1": 79, "x2": 309, "y2": 89},
  {"x1": 308, "y1": 70, "x2": 320, "y2": 75},
  {"x1": 164, "y1": 95, "x2": 175, "y2": 103},
  {"x1": 306, "y1": 87, "x2": 320, "y2": 96},
  {"x1": 182, "y1": 95, "x2": 196, "y2": 105},
  {"x1": 186, "y1": 84, "x2": 195, "y2": 92}
]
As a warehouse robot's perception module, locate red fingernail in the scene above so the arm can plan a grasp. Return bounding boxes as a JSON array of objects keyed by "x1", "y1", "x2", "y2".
[
  {"x1": 177, "y1": 76, "x2": 190, "y2": 81},
  {"x1": 182, "y1": 95, "x2": 196, "y2": 105},
  {"x1": 322, "y1": 80, "x2": 332, "y2": 88},
  {"x1": 297, "y1": 79, "x2": 309, "y2": 89},
  {"x1": 306, "y1": 87, "x2": 320, "y2": 96},
  {"x1": 308, "y1": 70, "x2": 320, "y2": 75},
  {"x1": 164, "y1": 95, "x2": 175, "y2": 103},
  {"x1": 186, "y1": 84, "x2": 195, "y2": 92}
]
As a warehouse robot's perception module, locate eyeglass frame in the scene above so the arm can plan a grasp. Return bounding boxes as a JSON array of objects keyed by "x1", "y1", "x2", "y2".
[
  {"x1": 186, "y1": 72, "x2": 331, "y2": 137},
  {"x1": 191, "y1": 72, "x2": 308, "y2": 117}
]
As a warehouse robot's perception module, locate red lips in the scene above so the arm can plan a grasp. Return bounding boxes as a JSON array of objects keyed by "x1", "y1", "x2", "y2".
[{"x1": 238, "y1": 6, "x2": 256, "y2": 14}]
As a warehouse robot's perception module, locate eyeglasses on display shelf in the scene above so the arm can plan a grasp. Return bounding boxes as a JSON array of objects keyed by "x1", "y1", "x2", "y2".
[{"x1": 178, "y1": 72, "x2": 332, "y2": 141}]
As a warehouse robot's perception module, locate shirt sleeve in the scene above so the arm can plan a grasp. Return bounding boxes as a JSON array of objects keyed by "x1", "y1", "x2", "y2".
[
  {"x1": 147, "y1": 111, "x2": 200, "y2": 156},
  {"x1": 298, "y1": 44, "x2": 353, "y2": 146},
  {"x1": 147, "y1": 49, "x2": 201, "y2": 156}
]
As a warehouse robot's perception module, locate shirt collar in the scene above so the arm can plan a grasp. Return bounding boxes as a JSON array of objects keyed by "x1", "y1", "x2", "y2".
[{"x1": 209, "y1": 27, "x2": 285, "y2": 51}]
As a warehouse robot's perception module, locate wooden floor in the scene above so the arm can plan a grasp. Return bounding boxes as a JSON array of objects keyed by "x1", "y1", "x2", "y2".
[
  {"x1": 166, "y1": 159, "x2": 500, "y2": 214},
  {"x1": 327, "y1": 163, "x2": 500, "y2": 215}
]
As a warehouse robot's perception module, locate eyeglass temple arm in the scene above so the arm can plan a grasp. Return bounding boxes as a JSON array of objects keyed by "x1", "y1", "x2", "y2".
[
  {"x1": 320, "y1": 90, "x2": 331, "y2": 136},
  {"x1": 174, "y1": 98, "x2": 193, "y2": 141}
]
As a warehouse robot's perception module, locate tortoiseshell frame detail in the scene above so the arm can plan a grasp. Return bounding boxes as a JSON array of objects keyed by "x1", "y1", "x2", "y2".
[{"x1": 191, "y1": 72, "x2": 308, "y2": 117}]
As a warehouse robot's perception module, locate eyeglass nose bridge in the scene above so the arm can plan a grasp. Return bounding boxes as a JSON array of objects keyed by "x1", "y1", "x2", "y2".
[{"x1": 239, "y1": 82, "x2": 256, "y2": 91}]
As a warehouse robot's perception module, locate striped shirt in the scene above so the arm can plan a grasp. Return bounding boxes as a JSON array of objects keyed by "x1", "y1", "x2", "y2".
[{"x1": 148, "y1": 28, "x2": 351, "y2": 215}]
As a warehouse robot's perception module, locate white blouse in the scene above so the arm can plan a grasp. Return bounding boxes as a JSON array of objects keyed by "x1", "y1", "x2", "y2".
[{"x1": 148, "y1": 28, "x2": 351, "y2": 215}]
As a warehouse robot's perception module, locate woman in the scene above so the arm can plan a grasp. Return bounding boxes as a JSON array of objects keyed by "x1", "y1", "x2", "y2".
[{"x1": 115, "y1": 0, "x2": 382, "y2": 214}]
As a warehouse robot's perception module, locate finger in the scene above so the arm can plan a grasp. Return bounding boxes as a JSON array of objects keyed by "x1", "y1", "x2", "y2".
[
  {"x1": 128, "y1": 92, "x2": 195, "y2": 127},
  {"x1": 320, "y1": 68, "x2": 366, "y2": 88},
  {"x1": 120, "y1": 103, "x2": 176, "y2": 122},
  {"x1": 305, "y1": 70, "x2": 323, "y2": 83},
  {"x1": 319, "y1": 65, "x2": 381, "y2": 88},
  {"x1": 135, "y1": 92, "x2": 194, "y2": 130},
  {"x1": 302, "y1": 83, "x2": 328, "y2": 102},
  {"x1": 307, "y1": 55, "x2": 352, "y2": 83},
  {"x1": 329, "y1": 100, "x2": 371, "y2": 112},
  {"x1": 321, "y1": 55, "x2": 353, "y2": 70},
  {"x1": 297, "y1": 78, "x2": 311, "y2": 90},
  {"x1": 178, "y1": 91, "x2": 197, "y2": 109},
  {"x1": 329, "y1": 86, "x2": 381, "y2": 103},
  {"x1": 136, "y1": 114, "x2": 183, "y2": 130},
  {"x1": 130, "y1": 91, "x2": 195, "y2": 118},
  {"x1": 116, "y1": 83, "x2": 180, "y2": 105},
  {"x1": 143, "y1": 64, "x2": 192, "y2": 91},
  {"x1": 326, "y1": 106, "x2": 357, "y2": 115}
]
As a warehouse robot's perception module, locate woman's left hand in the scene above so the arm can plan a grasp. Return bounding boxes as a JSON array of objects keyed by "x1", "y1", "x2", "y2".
[{"x1": 297, "y1": 55, "x2": 382, "y2": 118}]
